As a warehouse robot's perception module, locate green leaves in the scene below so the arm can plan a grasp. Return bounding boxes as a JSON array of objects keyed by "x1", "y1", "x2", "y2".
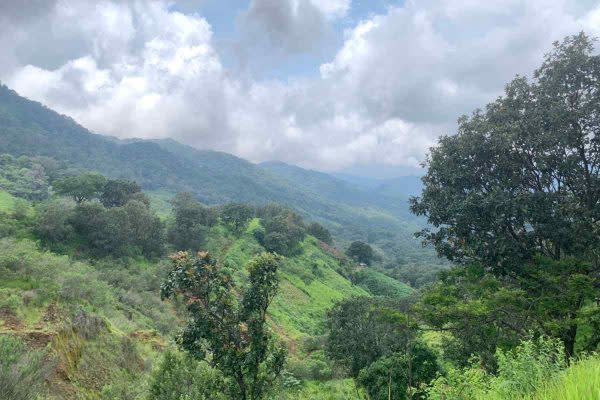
[
  {"x1": 161, "y1": 251, "x2": 286, "y2": 400},
  {"x1": 412, "y1": 33, "x2": 600, "y2": 273}
]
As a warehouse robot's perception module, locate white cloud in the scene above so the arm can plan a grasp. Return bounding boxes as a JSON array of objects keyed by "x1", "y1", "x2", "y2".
[{"x1": 1, "y1": 0, "x2": 599, "y2": 173}]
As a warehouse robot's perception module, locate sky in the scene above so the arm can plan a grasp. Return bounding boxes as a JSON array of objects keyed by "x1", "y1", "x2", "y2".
[{"x1": 1, "y1": 0, "x2": 599, "y2": 177}]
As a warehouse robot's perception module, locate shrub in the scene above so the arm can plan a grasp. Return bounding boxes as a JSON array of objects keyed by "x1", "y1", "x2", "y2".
[
  {"x1": 425, "y1": 336, "x2": 567, "y2": 400},
  {"x1": 148, "y1": 351, "x2": 227, "y2": 400},
  {"x1": 0, "y1": 335, "x2": 47, "y2": 400}
]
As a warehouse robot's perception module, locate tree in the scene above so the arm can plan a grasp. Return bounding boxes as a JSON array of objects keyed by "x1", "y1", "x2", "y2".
[
  {"x1": 258, "y1": 209, "x2": 306, "y2": 256},
  {"x1": 346, "y1": 241, "x2": 374, "y2": 265},
  {"x1": 220, "y1": 203, "x2": 253, "y2": 233},
  {"x1": 53, "y1": 173, "x2": 106, "y2": 203},
  {"x1": 33, "y1": 198, "x2": 76, "y2": 245},
  {"x1": 357, "y1": 344, "x2": 439, "y2": 400},
  {"x1": 161, "y1": 252, "x2": 286, "y2": 400},
  {"x1": 410, "y1": 33, "x2": 600, "y2": 358},
  {"x1": 100, "y1": 179, "x2": 142, "y2": 208},
  {"x1": 326, "y1": 297, "x2": 415, "y2": 378},
  {"x1": 72, "y1": 199, "x2": 164, "y2": 258},
  {"x1": 307, "y1": 222, "x2": 333, "y2": 245},
  {"x1": 167, "y1": 192, "x2": 216, "y2": 251}
]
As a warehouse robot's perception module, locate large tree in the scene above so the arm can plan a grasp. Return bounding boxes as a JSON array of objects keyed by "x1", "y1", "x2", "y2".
[
  {"x1": 167, "y1": 192, "x2": 216, "y2": 251},
  {"x1": 220, "y1": 203, "x2": 254, "y2": 233},
  {"x1": 161, "y1": 252, "x2": 286, "y2": 400},
  {"x1": 411, "y1": 33, "x2": 600, "y2": 358},
  {"x1": 53, "y1": 173, "x2": 106, "y2": 203},
  {"x1": 346, "y1": 241, "x2": 374, "y2": 265},
  {"x1": 100, "y1": 179, "x2": 143, "y2": 208},
  {"x1": 326, "y1": 297, "x2": 416, "y2": 378}
]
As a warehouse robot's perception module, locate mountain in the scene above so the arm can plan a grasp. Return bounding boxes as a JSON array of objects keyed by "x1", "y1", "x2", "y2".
[
  {"x1": 332, "y1": 173, "x2": 424, "y2": 199},
  {"x1": 0, "y1": 84, "x2": 440, "y2": 265}
]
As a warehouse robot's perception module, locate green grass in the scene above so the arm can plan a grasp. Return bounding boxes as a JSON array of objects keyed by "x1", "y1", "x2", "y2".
[
  {"x1": 280, "y1": 379, "x2": 361, "y2": 399},
  {"x1": 0, "y1": 190, "x2": 16, "y2": 212},
  {"x1": 353, "y1": 267, "x2": 413, "y2": 298},
  {"x1": 529, "y1": 356, "x2": 600, "y2": 400},
  {"x1": 146, "y1": 190, "x2": 175, "y2": 218},
  {"x1": 203, "y1": 227, "x2": 369, "y2": 341}
]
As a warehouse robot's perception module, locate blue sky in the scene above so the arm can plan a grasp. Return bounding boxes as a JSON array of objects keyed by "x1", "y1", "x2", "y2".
[
  {"x1": 1, "y1": 1, "x2": 599, "y2": 177},
  {"x1": 173, "y1": 0, "x2": 402, "y2": 82}
]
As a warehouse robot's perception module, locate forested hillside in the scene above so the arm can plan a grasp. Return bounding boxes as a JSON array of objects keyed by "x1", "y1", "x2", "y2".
[
  {"x1": 0, "y1": 84, "x2": 441, "y2": 270},
  {"x1": 1, "y1": 33, "x2": 599, "y2": 400}
]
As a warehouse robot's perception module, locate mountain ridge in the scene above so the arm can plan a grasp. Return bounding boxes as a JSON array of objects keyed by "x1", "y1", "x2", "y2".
[{"x1": 0, "y1": 84, "x2": 439, "y2": 265}]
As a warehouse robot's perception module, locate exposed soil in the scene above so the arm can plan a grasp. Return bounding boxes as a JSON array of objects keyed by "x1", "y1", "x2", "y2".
[{"x1": 0, "y1": 306, "x2": 24, "y2": 331}]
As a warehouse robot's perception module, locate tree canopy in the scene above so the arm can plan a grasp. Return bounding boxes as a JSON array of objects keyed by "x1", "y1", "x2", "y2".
[
  {"x1": 346, "y1": 241, "x2": 374, "y2": 265},
  {"x1": 411, "y1": 33, "x2": 600, "y2": 360},
  {"x1": 161, "y1": 251, "x2": 286, "y2": 400}
]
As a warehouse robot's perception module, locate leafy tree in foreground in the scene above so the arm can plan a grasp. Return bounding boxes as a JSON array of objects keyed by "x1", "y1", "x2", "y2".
[
  {"x1": 161, "y1": 252, "x2": 286, "y2": 400},
  {"x1": 346, "y1": 241, "x2": 374, "y2": 265},
  {"x1": 53, "y1": 172, "x2": 106, "y2": 203},
  {"x1": 411, "y1": 33, "x2": 600, "y2": 358}
]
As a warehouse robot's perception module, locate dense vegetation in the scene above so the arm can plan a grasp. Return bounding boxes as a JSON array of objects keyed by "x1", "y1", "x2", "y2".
[
  {"x1": 0, "y1": 84, "x2": 443, "y2": 273},
  {"x1": 0, "y1": 32, "x2": 599, "y2": 400}
]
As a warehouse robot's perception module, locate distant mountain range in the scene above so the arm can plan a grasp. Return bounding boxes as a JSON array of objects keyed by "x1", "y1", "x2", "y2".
[{"x1": 0, "y1": 84, "x2": 440, "y2": 265}]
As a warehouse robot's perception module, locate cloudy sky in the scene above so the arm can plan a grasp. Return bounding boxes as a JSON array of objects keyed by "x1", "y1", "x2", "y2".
[{"x1": 1, "y1": 0, "x2": 599, "y2": 176}]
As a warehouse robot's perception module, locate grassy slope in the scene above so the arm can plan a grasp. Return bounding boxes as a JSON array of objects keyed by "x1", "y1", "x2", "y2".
[
  {"x1": 204, "y1": 219, "x2": 370, "y2": 343},
  {"x1": 0, "y1": 209, "x2": 395, "y2": 398},
  {"x1": 0, "y1": 84, "x2": 441, "y2": 267},
  {"x1": 0, "y1": 190, "x2": 15, "y2": 212},
  {"x1": 530, "y1": 356, "x2": 600, "y2": 400}
]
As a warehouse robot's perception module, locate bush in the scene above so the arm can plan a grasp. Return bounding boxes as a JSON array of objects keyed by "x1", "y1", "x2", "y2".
[
  {"x1": 357, "y1": 344, "x2": 439, "y2": 400},
  {"x1": 33, "y1": 198, "x2": 76, "y2": 245},
  {"x1": 148, "y1": 351, "x2": 227, "y2": 400},
  {"x1": 307, "y1": 223, "x2": 332, "y2": 245},
  {"x1": 425, "y1": 336, "x2": 567, "y2": 400},
  {"x1": 0, "y1": 335, "x2": 47, "y2": 400}
]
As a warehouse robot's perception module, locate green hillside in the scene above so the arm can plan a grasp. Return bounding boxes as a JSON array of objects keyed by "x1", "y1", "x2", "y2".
[
  {"x1": 0, "y1": 184, "x2": 403, "y2": 399},
  {"x1": 0, "y1": 84, "x2": 441, "y2": 267}
]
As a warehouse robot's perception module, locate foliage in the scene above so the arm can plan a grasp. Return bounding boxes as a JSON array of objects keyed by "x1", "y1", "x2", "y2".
[
  {"x1": 416, "y1": 259, "x2": 599, "y2": 369},
  {"x1": 53, "y1": 172, "x2": 106, "y2": 203},
  {"x1": 100, "y1": 178, "x2": 144, "y2": 208},
  {"x1": 161, "y1": 252, "x2": 287, "y2": 400},
  {"x1": 0, "y1": 154, "x2": 50, "y2": 201},
  {"x1": 411, "y1": 33, "x2": 600, "y2": 272},
  {"x1": 326, "y1": 296, "x2": 416, "y2": 377},
  {"x1": 220, "y1": 203, "x2": 254, "y2": 233},
  {"x1": 33, "y1": 197, "x2": 76, "y2": 245},
  {"x1": 257, "y1": 206, "x2": 306, "y2": 256},
  {"x1": 148, "y1": 350, "x2": 227, "y2": 400},
  {"x1": 0, "y1": 335, "x2": 46, "y2": 400},
  {"x1": 346, "y1": 241, "x2": 374, "y2": 265},
  {"x1": 167, "y1": 192, "x2": 216, "y2": 251},
  {"x1": 33, "y1": 179, "x2": 165, "y2": 258},
  {"x1": 307, "y1": 222, "x2": 333, "y2": 245},
  {"x1": 411, "y1": 33, "x2": 600, "y2": 359},
  {"x1": 357, "y1": 344, "x2": 439, "y2": 400},
  {"x1": 425, "y1": 336, "x2": 568, "y2": 400}
]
